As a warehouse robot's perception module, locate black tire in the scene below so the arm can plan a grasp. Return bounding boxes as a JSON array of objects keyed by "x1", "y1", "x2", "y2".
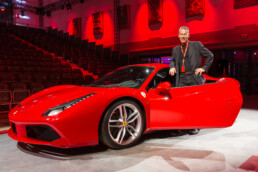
[{"x1": 100, "y1": 99, "x2": 144, "y2": 149}]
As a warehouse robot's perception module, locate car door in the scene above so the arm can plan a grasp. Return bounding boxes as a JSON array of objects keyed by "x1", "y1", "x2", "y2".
[{"x1": 146, "y1": 68, "x2": 240, "y2": 130}]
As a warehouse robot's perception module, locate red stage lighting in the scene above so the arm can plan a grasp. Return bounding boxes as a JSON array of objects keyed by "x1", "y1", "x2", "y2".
[{"x1": 0, "y1": 6, "x2": 5, "y2": 12}]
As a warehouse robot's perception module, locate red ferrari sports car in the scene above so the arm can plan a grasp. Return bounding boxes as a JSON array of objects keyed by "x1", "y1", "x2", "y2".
[{"x1": 8, "y1": 64, "x2": 243, "y2": 149}]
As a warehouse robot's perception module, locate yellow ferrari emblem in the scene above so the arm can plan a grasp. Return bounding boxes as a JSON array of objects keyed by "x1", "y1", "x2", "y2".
[{"x1": 123, "y1": 121, "x2": 127, "y2": 126}]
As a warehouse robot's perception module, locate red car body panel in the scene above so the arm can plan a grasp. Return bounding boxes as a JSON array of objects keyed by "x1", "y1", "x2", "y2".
[
  {"x1": 149, "y1": 79, "x2": 242, "y2": 129},
  {"x1": 8, "y1": 64, "x2": 243, "y2": 148}
]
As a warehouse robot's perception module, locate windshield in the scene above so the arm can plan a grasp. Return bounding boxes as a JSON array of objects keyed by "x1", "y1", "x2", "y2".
[{"x1": 88, "y1": 66, "x2": 155, "y2": 88}]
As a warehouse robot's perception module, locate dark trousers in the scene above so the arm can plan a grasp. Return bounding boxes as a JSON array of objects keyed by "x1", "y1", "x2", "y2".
[
  {"x1": 178, "y1": 74, "x2": 201, "y2": 134},
  {"x1": 178, "y1": 74, "x2": 200, "y2": 87}
]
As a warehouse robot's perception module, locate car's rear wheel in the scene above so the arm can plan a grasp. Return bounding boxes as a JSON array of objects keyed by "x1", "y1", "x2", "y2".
[{"x1": 100, "y1": 100, "x2": 144, "y2": 149}]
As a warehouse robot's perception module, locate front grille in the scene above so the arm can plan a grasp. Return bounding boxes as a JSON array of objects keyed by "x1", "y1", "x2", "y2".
[
  {"x1": 26, "y1": 125, "x2": 61, "y2": 142},
  {"x1": 11, "y1": 122, "x2": 17, "y2": 134}
]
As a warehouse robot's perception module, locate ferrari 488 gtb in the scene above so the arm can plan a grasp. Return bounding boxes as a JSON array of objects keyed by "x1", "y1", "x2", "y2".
[{"x1": 8, "y1": 64, "x2": 243, "y2": 149}]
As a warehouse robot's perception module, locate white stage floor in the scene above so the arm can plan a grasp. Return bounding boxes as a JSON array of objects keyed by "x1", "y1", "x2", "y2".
[{"x1": 0, "y1": 107, "x2": 258, "y2": 172}]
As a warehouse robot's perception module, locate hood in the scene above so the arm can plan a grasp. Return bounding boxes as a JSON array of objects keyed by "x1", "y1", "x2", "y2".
[{"x1": 15, "y1": 85, "x2": 105, "y2": 116}]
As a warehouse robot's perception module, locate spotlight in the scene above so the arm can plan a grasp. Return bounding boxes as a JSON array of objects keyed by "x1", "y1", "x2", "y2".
[
  {"x1": 66, "y1": 4, "x2": 71, "y2": 11},
  {"x1": 0, "y1": 6, "x2": 5, "y2": 12},
  {"x1": 20, "y1": 10, "x2": 25, "y2": 16}
]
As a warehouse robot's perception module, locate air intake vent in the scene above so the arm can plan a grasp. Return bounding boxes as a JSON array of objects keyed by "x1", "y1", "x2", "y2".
[
  {"x1": 26, "y1": 125, "x2": 60, "y2": 142},
  {"x1": 11, "y1": 122, "x2": 17, "y2": 134}
]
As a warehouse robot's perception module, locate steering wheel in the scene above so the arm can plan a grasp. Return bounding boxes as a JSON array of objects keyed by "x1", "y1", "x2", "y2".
[{"x1": 135, "y1": 78, "x2": 143, "y2": 84}]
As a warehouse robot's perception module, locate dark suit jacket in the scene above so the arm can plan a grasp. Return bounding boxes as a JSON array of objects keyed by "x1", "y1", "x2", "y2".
[{"x1": 170, "y1": 41, "x2": 214, "y2": 87}]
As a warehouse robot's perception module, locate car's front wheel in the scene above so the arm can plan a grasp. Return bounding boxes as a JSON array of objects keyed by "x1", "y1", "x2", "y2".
[{"x1": 100, "y1": 100, "x2": 144, "y2": 149}]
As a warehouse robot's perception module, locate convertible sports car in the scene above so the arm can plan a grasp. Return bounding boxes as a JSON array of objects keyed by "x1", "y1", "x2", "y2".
[{"x1": 8, "y1": 64, "x2": 243, "y2": 149}]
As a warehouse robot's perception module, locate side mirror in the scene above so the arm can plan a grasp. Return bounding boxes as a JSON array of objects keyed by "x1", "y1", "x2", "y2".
[{"x1": 155, "y1": 82, "x2": 171, "y2": 94}]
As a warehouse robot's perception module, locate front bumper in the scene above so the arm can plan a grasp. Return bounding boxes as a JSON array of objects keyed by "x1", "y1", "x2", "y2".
[
  {"x1": 8, "y1": 122, "x2": 70, "y2": 148},
  {"x1": 8, "y1": 94, "x2": 105, "y2": 148}
]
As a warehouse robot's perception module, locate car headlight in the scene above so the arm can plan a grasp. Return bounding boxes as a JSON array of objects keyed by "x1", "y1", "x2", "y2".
[{"x1": 42, "y1": 93, "x2": 96, "y2": 117}]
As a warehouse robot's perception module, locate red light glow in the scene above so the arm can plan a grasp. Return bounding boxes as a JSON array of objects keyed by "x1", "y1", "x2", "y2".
[
  {"x1": 84, "y1": 12, "x2": 114, "y2": 46},
  {"x1": 0, "y1": 6, "x2": 5, "y2": 12}
]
